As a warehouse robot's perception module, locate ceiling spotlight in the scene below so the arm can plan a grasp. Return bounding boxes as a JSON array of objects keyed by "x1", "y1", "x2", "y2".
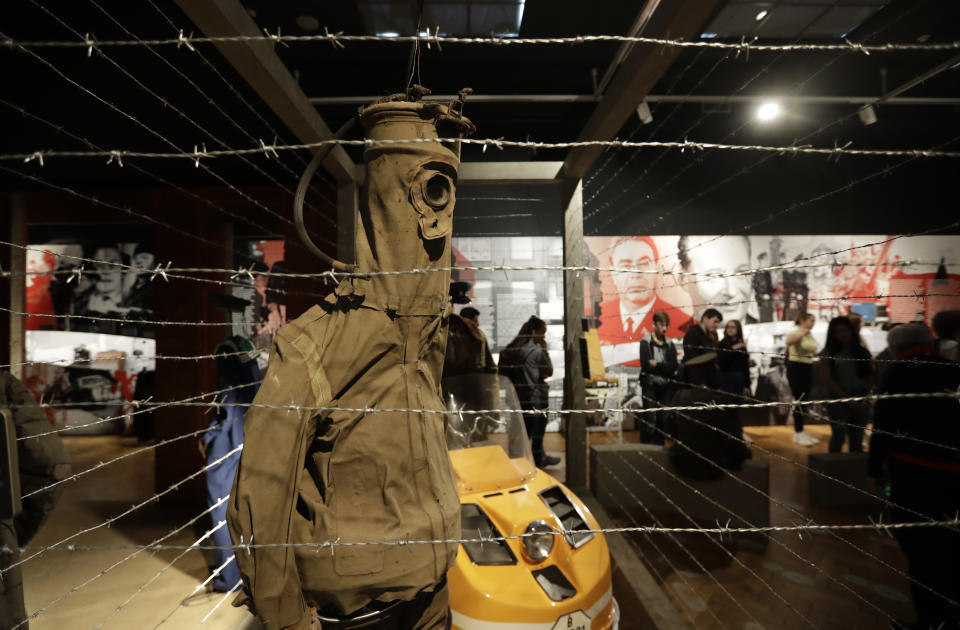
[
  {"x1": 755, "y1": 9, "x2": 768, "y2": 21},
  {"x1": 858, "y1": 104, "x2": 878, "y2": 126},
  {"x1": 756, "y1": 101, "x2": 781, "y2": 122}
]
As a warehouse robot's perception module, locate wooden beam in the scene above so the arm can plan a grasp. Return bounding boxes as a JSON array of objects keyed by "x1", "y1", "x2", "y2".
[
  {"x1": 560, "y1": 0, "x2": 725, "y2": 180},
  {"x1": 174, "y1": 0, "x2": 356, "y2": 183},
  {"x1": 562, "y1": 179, "x2": 588, "y2": 488},
  {"x1": 458, "y1": 161, "x2": 562, "y2": 184}
]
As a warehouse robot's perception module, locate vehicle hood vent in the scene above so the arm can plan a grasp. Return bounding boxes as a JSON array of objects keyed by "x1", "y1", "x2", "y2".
[
  {"x1": 460, "y1": 503, "x2": 517, "y2": 565},
  {"x1": 539, "y1": 486, "x2": 594, "y2": 548},
  {"x1": 532, "y1": 565, "x2": 577, "y2": 601}
]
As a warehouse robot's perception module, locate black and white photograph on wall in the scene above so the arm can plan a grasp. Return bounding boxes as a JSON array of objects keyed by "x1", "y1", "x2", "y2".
[{"x1": 27, "y1": 227, "x2": 157, "y2": 339}]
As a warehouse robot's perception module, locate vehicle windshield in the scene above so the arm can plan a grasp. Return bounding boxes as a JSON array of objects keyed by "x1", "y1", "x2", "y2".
[{"x1": 443, "y1": 374, "x2": 536, "y2": 488}]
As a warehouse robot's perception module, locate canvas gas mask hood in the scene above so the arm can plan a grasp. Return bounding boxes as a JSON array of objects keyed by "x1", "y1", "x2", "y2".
[
  {"x1": 295, "y1": 86, "x2": 474, "y2": 283},
  {"x1": 228, "y1": 87, "x2": 474, "y2": 630}
]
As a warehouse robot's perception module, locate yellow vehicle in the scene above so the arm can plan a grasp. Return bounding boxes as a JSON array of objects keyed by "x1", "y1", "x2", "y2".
[{"x1": 443, "y1": 374, "x2": 618, "y2": 630}]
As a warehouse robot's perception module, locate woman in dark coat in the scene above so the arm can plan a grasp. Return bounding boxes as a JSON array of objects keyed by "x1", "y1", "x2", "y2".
[{"x1": 718, "y1": 319, "x2": 751, "y2": 397}]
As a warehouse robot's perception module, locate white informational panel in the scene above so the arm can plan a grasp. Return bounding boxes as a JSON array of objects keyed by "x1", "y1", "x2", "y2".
[{"x1": 24, "y1": 330, "x2": 156, "y2": 435}]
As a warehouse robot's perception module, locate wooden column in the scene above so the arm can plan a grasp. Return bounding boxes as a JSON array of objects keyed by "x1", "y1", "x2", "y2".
[
  {"x1": 153, "y1": 194, "x2": 221, "y2": 500},
  {"x1": 0, "y1": 196, "x2": 11, "y2": 371},
  {"x1": 561, "y1": 179, "x2": 587, "y2": 489},
  {"x1": 8, "y1": 196, "x2": 26, "y2": 380}
]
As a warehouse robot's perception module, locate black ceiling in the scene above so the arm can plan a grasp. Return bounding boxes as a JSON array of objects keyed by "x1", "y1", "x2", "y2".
[{"x1": 1, "y1": 0, "x2": 958, "y2": 236}]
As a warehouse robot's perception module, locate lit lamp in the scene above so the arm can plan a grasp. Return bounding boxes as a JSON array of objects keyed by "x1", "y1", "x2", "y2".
[{"x1": 756, "y1": 101, "x2": 781, "y2": 122}]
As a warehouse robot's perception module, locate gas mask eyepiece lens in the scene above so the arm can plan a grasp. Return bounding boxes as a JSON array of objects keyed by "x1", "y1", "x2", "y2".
[{"x1": 424, "y1": 174, "x2": 451, "y2": 209}]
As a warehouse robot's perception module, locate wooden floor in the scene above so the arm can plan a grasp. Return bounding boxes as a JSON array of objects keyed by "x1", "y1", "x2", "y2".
[
  {"x1": 542, "y1": 425, "x2": 917, "y2": 630},
  {"x1": 20, "y1": 427, "x2": 919, "y2": 630},
  {"x1": 20, "y1": 436, "x2": 253, "y2": 630}
]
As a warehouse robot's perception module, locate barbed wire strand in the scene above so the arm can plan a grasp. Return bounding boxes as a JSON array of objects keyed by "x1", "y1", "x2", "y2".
[
  {"x1": 682, "y1": 343, "x2": 960, "y2": 370},
  {"x1": 6, "y1": 254, "x2": 938, "y2": 284},
  {"x1": 653, "y1": 372, "x2": 960, "y2": 456},
  {"x1": 5, "y1": 31, "x2": 960, "y2": 52},
  {"x1": 20, "y1": 379, "x2": 261, "y2": 441},
  {"x1": 584, "y1": 0, "x2": 923, "y2": 230},
  {"x1": 21, "y1": 0, "x2": 335, "y2": 241},
  {"x1": 91, "y1": 520, "x2": 231, "y2": 630},
  {"x1": 13, "y1": 498, "x2": 229, "y2": 629},
  {"x1": 10, "y1": 245, "x2": 954, "y2": 330},
  {"x1": 144, "y1": 0, "x2": 323, "y2": 188},
  {"x1": 583, "y1": 291, "x2": 960, "y2": 341},
  {"x1": 0, "y1": 349, "x2": 252, "y2": 372},
  {"x1": 8, "y1": 230, "x2": 954, "y2": 333},
  {"x1": 0, "y1": 235, "x2": 342, "y2": 311},
  {"x1": 81, "y1": 0, "x2": 337, "y2": 229},
  {"x1": 21, "y1": 395, "x2": 254, "y2": 498},
  {"x1": 199, "y1": 579, "x2": 242, "y2": 626},
  {"x1": 0, "y1": 98, "x2": 255, "y2": 262},
  {"x1": 8, "y1": 517, "x2": 959, "y2": 554},
  {"x1": 1, "y1": 29, "x2": 334, "y2": 252},
  {"x1": 585, "y1": 46, "x2": 754, "y2": 210},
  {"x1": 602, "y1": 456, "x2": 812, "y2": 628},
  {"x1": 598, "y1": 461, "x2": 716, "y2": 629},
  {"x1": 0, "y1": 163, "x2": 233, "y2": 257},
  {"x1": 4, "y1": 235, "x2": 955, "y2": 321},
  {"x1": 0, "y1": 304, "x2": 258, "y2": 328},
  {"x1": 6, "y1": 288, "x2": 956, "y2": 331},
  {"x1": 190, "y1": 550, "x2": 234, "y2": 600},
  {"x1": 603, "y1": 457, "x2": 772, "y2": 628},
  {"x1": 9, "y1": 390, "x2": 960, "y2": 418},
  {"x1": 635, "y1": 393, "x2": 960, "y2": 609},
  {"x1": 639, "y1": 391, "x2": 957, "y2": 530},
  {"x1": 623, "y1": 442, "x2": 911, "y2": 625},
  {"x1": 0, "y1": 238, "x2": 343, "y2": 312},
  {"x1": 149, "y1": 532, "x2": 233, "y2": 630},
  {"x1": 7, "y1": 136, "x2": 960, "y2": 163},
  {"x1": 585, "y1": 47, "x2": 716, "y2": 191},
  {"x1": 590, "y1": 132, "x2": 960, "y2": 264},
  {"x1": 2, "y1": 9, "x2": 956, "y2": 624},
  {"x1": 125, "y1": 0, "x2": 338, "y2": 214}
]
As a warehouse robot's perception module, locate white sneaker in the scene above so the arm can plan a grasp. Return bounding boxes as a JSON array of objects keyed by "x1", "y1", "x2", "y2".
[{"x1": 792, "y1": 431, "x2": 819, "y2": 447}]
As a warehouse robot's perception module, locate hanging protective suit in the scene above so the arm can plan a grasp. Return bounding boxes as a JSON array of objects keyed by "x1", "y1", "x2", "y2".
[
  {"x1": 203, "y1": 336, "x2": 260, "y2": 592},
  {"x1": 227, "y1": 90, "x2": 474, "y2": 630}
]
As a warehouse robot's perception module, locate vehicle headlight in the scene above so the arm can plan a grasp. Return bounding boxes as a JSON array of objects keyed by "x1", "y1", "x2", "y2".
[{"x1": 522, "y1": 520, "x2": 556, "y2": 563}]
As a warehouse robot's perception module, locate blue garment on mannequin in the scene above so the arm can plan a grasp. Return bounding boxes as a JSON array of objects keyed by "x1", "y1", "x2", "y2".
[{"x1": 203, "y1": 342, "x2": 260, "y2": 592}]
